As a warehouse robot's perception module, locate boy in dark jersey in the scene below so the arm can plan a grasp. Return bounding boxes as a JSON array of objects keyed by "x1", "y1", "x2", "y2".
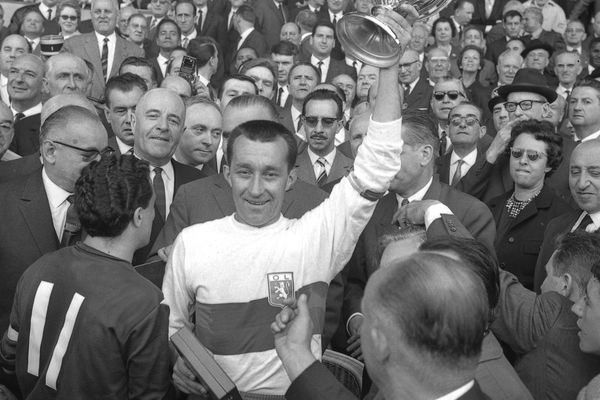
[{"x1": 0, "y1": 154, "x2": 171, "y2": 399}]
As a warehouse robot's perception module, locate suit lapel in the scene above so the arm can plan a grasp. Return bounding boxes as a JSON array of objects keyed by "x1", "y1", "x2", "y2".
[
  {"x1": 296, "y1": 151, "x2": 317, "y2": 184},
  {"x1": 212, "y1": 173, "x2": 235, "y2": 217},
  {"x1": 84, "y1": 34, "x2": 102, "y2": 73},
  {"x1": 327, "y1": 151, "x2": 351, "y2": 183},
  {"x1": 19, "y1": 171, "x2": 59, "y2": 253},
  {"x1": 112, "y1": 36, "x2": 125, "y2": 79}
]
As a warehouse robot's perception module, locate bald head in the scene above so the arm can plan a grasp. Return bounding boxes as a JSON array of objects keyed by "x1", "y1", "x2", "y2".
[
  {"x1": 160, "y1": 75, "x2": 192, "y2": 98},
  {"x1": 41, "y1": 94, "x2": 96, "y2": 125}
]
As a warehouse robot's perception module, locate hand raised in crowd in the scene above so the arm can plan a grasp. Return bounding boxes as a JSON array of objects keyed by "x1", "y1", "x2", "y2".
[
  {"x1": 157, "y1": 245, "x2": 173, "y2": 263},
  {"x1": 392, "y1": 199, "x2": 444, "y2": 227},
  {"x1": 485, "y1": 119, "x2": 519, "y2": 164}
]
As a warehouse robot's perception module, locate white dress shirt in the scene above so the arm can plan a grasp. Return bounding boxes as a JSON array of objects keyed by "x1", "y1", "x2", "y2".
[
  {"x1": 566, "y1": 45, "x2": 582, "y2": 54},
  {"x1": 95, "y1": 31, "x2": 117, "y2": 80},
  {"x1": 181, "y1": 29, "x2": 198, "y2": 47},
  {"x1": 277, "y1": 85, "x2": 289, "y2": 107},
  {"x1": 11, "y1": 102, "x2": 42, "y2": 119},
  {"x1": 237, "y1": 27, "x2": 254, "y2": 50},
  {"x1": 307, "y1": 146, "x2": 335, "y2": 177},
  {"x1": 575, "y1": 129, "x2": 600, "y2": 142},
  {"x1": 291, "y1": 105, "x2": 303, "y2": 138},
  {"x1": 438, "y1": 125, "x2": 452, "y2": 153},
  {"x1": 149, "y1": 160, "x2": 175, "y2": 218},
  {"x1": 42, "y1": 167, "x2": 72, "y2": 239},
  {"x1": 396, "y1": 176, "x2": 433, "y2": 205},
  {"x1": 39, "y1": 3, "x2": 57, "y2": 20},
  {"x1": 449, "y1": 148, "x2": 477, "y2": 182},
  {"x1": 556, "y1": 84, "x2": 574, "y2": 99},
  {"x1": 115, "y1": 136, "x2": 132, "y2": 155},
  {"x1": 0, "y1": 75, "x2": 9, "y2": 106},
  {"x1": 346, "y1": 57, "x2": 362, "y2": 76},
  {"x1": 328, "y1": 10, "x2": 343, "y2": 24},
  {"x1": 157, "y1": 53, "x2": 169, "y2": 77},
  {"x1": 311, "y1": 55, "x2": 330, "y2": 83},
  {"x1": 571, "y1": 211, "x2": 600, "y2": 232},
  {"x1": 436, "y1": 381, "x2": 475, "y2": 400}
]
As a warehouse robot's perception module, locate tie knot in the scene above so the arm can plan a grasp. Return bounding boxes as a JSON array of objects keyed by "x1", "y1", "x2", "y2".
[
  {"x1": 14, "y1": 112, "x2": 25, "y2": 121},
  {"x1": 103, "y1": 37, "x2": 109, "y2": 44},
  {"x1": 316, "y1": 157, "x2": 326, "y2": 167},
  {"x1": 154, "y1": 166, "x2": 163, "y2": 174},
  {"x1": 441, "y1": 130, "x2": 447, "y2": 138},
  {"x1": 401, "y1": 198, "x2": 409, "y2": 207},
  {"x1": 67, "y1": 194, "x2": 75, "y2": 204},
  {"x1": 456, "y1": 158, "x2": 464, "y2": 166}
]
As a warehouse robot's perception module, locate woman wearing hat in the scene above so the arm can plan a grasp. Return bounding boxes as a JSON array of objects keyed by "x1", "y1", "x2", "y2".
[{"x1": 487, "y1": 120, "x2": 571, "y2": 290}]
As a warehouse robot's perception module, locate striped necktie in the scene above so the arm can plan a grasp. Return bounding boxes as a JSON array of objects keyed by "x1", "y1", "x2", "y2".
[
  {"x1": 101, "y1": 37, "x2": 109, "y2": 81},
  {"x1": 315, "y1": 158, "x2": 327, "y2": 186}
]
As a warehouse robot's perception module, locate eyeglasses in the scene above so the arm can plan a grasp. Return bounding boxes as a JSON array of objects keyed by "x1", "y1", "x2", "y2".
[
  {"x1": 510, "y1": 147, "x2": 547, "y2": 162},
  {"x1": 47, "y1": 139, "x2": 113, "y2": 161},
  {"x1": 504, "y1": 100, "x2": 546, "y2": 112},
  {"x1": 302, "y1": 116, "x2": 338, "y2": 128},
  {"x1": 449, "y1": 116, "x2": 480, "y2": 126},
  {"x1": 398, "y1": 59, "x2": 419, "y2": 69},
  {"x1": 60, "y1": 15, "x2": 78, "y2": 21},
  {"x1": 433, "y1": 91, "x2": 464, "y2": 101}
]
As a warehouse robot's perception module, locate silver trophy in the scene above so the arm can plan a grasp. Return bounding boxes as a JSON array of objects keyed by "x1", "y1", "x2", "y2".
[{"x1": 336, "y1": 0, "x2": 454, "y2": 67}]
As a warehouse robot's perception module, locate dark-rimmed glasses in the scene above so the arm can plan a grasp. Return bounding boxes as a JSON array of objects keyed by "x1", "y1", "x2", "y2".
[
  {"x1": 60, "y1": 15, "x2": 78, "y2": 21},
  {"x1": 504, "y1": 100, "x2": 546, "y2": 112},
  {"x1": 433, "y1": 91, "x2": 463, "y2": 101},
  {"x1": 302, "y1": 116, "x2": 338, "y2": 128},
  {"x1": 47, "y1": 139, "x2": 113, "y2": 162},
  {"x1": 510, "y1": 147, "x2": 547, "y2": 162},
  {"x1": 449, "y1": 116, "x2": 480, "y2": 127}
]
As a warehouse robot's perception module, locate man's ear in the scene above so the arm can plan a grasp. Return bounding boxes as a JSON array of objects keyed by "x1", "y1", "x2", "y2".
[
  {"x1": 479, "y1": 125, "x2": 487, "y2": 139},
  {"x1": 421, "y1": 144, "x2": 434, "y2": 166},
  {"x1": 286, "y1": 166, "x2": 297, "y2": 191},
  {"x1": 41, "y1": 77, "x2": 50, "y2": 95},
  {"x1": 563, "y1": 273, "x2": 575, "y2": 299},
  {"x1": 541, "y1": 102, "x2": 552, "y2": 119},
  {"x1": 223, "y1": 164, "x2": 232, "y2": 187},
  {"x1": 370, "y1": 325, "x2": 390, "y2": 364},
  {"x1": 41, "y1": 140, "x2": 57, "y2": 164}
]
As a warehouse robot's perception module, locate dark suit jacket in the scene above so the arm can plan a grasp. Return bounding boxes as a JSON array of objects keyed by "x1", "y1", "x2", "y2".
[
  {"x1": 533, "y1": 209, "x2": 582, "y2": 291},
  {"x1": 522, "y1": 30, "x2": 566, "y2": 54},
  {"x1": 198, "y1": 10, "x2": 226, "y2": 45},
  {"x1": 492, "y1": 268, "x2": 600, "y2": 400},
  {"x1": 295, "y1": 148, "x2": 353, "y2": 186},
  {"x1": 326, "y1": 58, "x2": 357, "y2": 83},
  {"x1": 63, "y1": 32, "x2": 145, "y2": 101},
  {"x1": 404, "y1": 76, "x2": 433, "y2": 112},
  {"x1": 343, "y1": 178, "x2": 497, "y2": 320},
  {"x1": 237, "y1": 29, "x2": 269, "y2": 58},
  {"x1": 471, "y1": 0, "x2": 507, "y2": 29},
  {"x1": 299, "y1": 35, "x2": 312, "y2": 63},
  {"x1": 488, "y1": 185, "x2": 572, "y2": 290},
  {"x1": 0, "y1": 168, "x2": 59, "y2": 334},
  {"x1": 150, "y1": 57, "x2": 165, "y2": 86},
  {"x1": 485, "y1": 36, "x2": 508, "y2": 64},
  {"x1": 0, "y1": 153, "x2": 41, "y2": 182},
  {"x1": 132, "y1": 160, "x2": 205, "y2": 265},
  {"x1": 253, "y1": 0, "x2": 287, "y2": 50},
  {"x1": 9, "y1": 114, "x2": 41, "y2": 157},
  {"x1": 286, "y1": 361, "x2": 490, "y2": 400},
  {"x1": 437, "y1": 146, "x2": 489, "y2": 190}
]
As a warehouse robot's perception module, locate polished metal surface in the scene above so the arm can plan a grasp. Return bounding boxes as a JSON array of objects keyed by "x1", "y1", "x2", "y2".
[{"x1": 337, "y1": 0, "x2": 454, "y2": 67}]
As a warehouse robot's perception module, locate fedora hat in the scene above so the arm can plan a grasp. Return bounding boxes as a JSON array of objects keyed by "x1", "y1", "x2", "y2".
[
  {"x1": 521, "y1": 39, "x2": 554, "y2": 59},
  {"x1": 488, "y1": 95, "x2": 506, "y2": 112},
  {"x1": 496, "y1": 68, "x2": 558, "y2": 103}
]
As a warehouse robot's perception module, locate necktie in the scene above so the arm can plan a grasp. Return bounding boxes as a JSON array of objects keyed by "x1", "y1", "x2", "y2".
[
  {"x1": 296, "y1": 116, "x2": 302, "y2": 133},
  {"x1": 182, "y1": 36, "x2": 189, "y2": 48},
  {"x1": 277, "y1": 87, "x2": 284, "y2": 107},
  {"x1": 439, "y1": 131, "x2": 447, "y2": 157},
  {"x1": 101, "y1": 37, "x2": 109, "y2": 81},
  {"x1": 197, "y1": 9, "x2": 203, "y2": 31},
  {"x1": 47, "y1": 8, "x2": 52, "y2": 20},
  {"x1": 485, "y1": 0, "x2": 493, "y2": 18},
  {"x1": 150, "y1": 17, "x2": 157, "y2": 30},
  {"x1": 315, "y1": 158, "x2": 327, "y2": 186},
  {"x1": 403, "y1": 83, "x2": 410, "y2": 97},
  {"x1": 564, "y1": 89, "x2": 570, "y2": 98},
  {"x1": 14, "y1": 112, "x2": 25, "y2": 122},
  {"x1": 400, "y1": 198, "x2": 409, "y2": 207},
  {"x1": 317, "y1": 61, "x2": 324, "y2": 81},
  {"x1": 153, "y1": 167, "x2": 166, "y2": 220},
  {"x1": 352, "y1": 60, "x2": 358, "y2": 74},
  {"x1": 332, "y1": 15, "x2": 338, "y2": 25},
  {"x1": 576, "y1": 214, "x2": 595, "y2": 232},
  {"x1": 458, "y1": 25, "x2": 463, "y2": 39},
  {"x1": 61, "y1": 195, "x2": 81, "y2": 247},
  {"x1": 277, "y1": 3, "x2": 286, "y2": 23},
  {"x1": 451, "y1": 159, "x2": 464, "y2": 186}
]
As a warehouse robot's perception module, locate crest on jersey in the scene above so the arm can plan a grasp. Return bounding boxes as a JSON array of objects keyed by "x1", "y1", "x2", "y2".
[{"x1": 267, "y1": 272, "x2": 295, "y2": 308}]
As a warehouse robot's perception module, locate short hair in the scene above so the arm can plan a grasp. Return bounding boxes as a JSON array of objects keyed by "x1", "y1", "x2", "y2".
[
  {"x1": 57, "y1": 0, "x2": 81, "y2": 19},
  {"x1": 420, "y1": 238, "x2": 500, "y2": 321},
  {"x1": 40, "y1": 104, "x2": 102, "y2": 144},
  {"x1": 127, "y1": 12, "x2": 147, "y2": 25},
  {"x1": 271, "y1": 41, "x2": 299, "y2": 57},
  {"x1": 119, "y1": 56, "x2": 157, "y2": 85},
  {"x1": 302, "y1": 88, "x2": 343, "y2": 119},
  {"x1": 373, "y1": 252, "x2": 488, "y2": 370},
  {"x1": 175, "y1": 0, "x2": 196, "y2": 16},
  {"x1": 219, "y1": 74, "x2": 258, "y2": 97},
  {"x1": 589, "y1": 37, "x2": 600, "y2": 52},
  {"x1": 402, "y1": 111, "x2": 439, "y2": 156},
  {"x1": 45, "y1": 53, "x2": 88, "y2": 80},
  {"x1": 227, "y1": 119, "x2": 297, "y2": 171},
  {"x1": 104, "y1": 73, "x2": 148, "y2": 108},
  {"x1": 155, "y1": 18, "x2": 181, "y2": 38},
  {"x1": 188, "y1": 39, "x2": 217, "y2": 68},
  {"x1": 498, "y1": 49, "x2": 523, "y2": 64},
  {"x1": 373, "y1": 224, "x2": 427, "y2": 268},
  {"x1": 75, "y1": 154, "x2": 153, "y2": 238},
  {"x1": 503, "y1": 9, "x2": 522, "y2": 22},
  {"x1": 450, "y1": 100, "x2": 483, "y2": 119},
  {"x1": 508, "y1": 119, "x2": 562, "y2": 176},
  {"x1": 554, "y1": 232, "x2": 600, "y2": 292},
  {"x1": 239, "y1": 58, "x2": 278, "y2": 82},
  {"x1": 312, "y1": 20, "x2": 335, "y2": 36},
  {"x1": 574, "y1": 78, "x2": 600, "y2": 98},
  {"x1": 236, "y1": 5, "x2": 256, "y2": 24},
  {"x1": 22, "y1": 8, "x2": 44, "y2": 22},
  {"x1": 524, "y1": 6, "x2": 543, "y2": 23},
  {"x1": 295, "y1": 9, "x2": 317, "y2": 32},
  {"x1": 458, "y1": 45, "x2": 484, "y2": 70},
  {"x1": 315, "y1": 82, "x2": 346, "y2": 103},
  {"x1": 462, "y1": 25, "x2": 483, "y2": 40},
  {"x1": 288, "y1": 61, "x2": 321, "y2": 83},
  {"x1": 185, "y1": 95, "x2": 221, "y2": 114},
  {"x1": 432, "y1": 16, "x2": 457, "y2": 38}
]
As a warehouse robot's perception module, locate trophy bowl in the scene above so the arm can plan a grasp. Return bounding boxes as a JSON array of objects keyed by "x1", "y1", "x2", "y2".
[{"x1": 336, "y1": 0, "x2": 454, "y2": 68}]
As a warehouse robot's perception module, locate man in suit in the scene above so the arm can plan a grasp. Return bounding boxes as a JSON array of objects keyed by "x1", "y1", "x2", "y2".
[
  {"x1": 105, "y1": 73, "x2": 148, "y2": 155},
  {"x1": 197, "y1": 1, "x2": 226, "y2": 46},
  {"x1": 62, "y1": 0, "x2": 145, "y2": 103},
  {"x1": 272, "y1": 41, "x2": 298, "y2": 108},
  {"x1": 280, "y1": 22, "x2": 302, "y2": 46},
  {"x1": 130, "y1": 88, "x2": 204, "y2": 264},
  {"x1": 232, "y1": 5, "x2": 269, "y2": 62},
  {"x1": 0, "y1": 105, "x2": 108, "y2": 344},
  {"x1": 521, "y1": 39, "x2": 559, "y2": 87},
  {"x1": 430, "y1": 78, "x2": 469, "y2": 157},
  {"x1": 175, "y1": 1, "x2": 199, "y2": 49},
  {"x1": 125, "y1": 13, "x2": 150, "y2": 52},
  {"x1": 521, "y1": 7, "x2": 565, "y2": 53},
  {"x1": 398, "y1": 49, "x2": 432, "y2": 112},
  {"x1": 343, "y1": 113, "x2": 496, "y2": 357},
  {"x1": 295, "y1": 89, "x2": 352, "y2": 188},
  {"x1": 282, "y1": 62, "x2": 320, "y2": 139},
  {"x1": 20, "y1": 9, "x2": 45, "y2": 55},
  {"x1": 274, "y1": 250, "x2": 491, "y2": 400},
  {"x1": 222, "y1": 0, "x2": 244, "y2": 69},
  {"x1": 188, "y1": 38, "x2": 219, "y2": 100},
  {"x1": 317, "y1": 0, "x2": 348, "y2": 60},
  {"x1": 120, "y1": 56, "x2": 158, "y2": 91},
  {"x1": 471, "y1": 0, "x2": 508, "y2": 32},
  {"x1": 150, "y1": 19, "x2": 181, "y2": 86},
  {"x1": 306, "y1": 21, "x2": 355, "y2": 83},
  {"x1": 485, "y1": 10, "x2": 523, "y2": 64},
  {"x1": 496, "y1": 49, "x2": 523, "y2": 88},
  {"x1": 296, "y1": 9, "x2": 318, "y2": 62},
  {"x1": 0, "y1": 35, "x2": 29, "y2": 107},
  {"x1": 555, "y1": 50, "x2": 582, "y2": 99},
  {"x1": 146, "y1": 0, "x2": 171, "y2": 41},
  {"x1": 8, "y1": 54, "x2": 43, "y2": 157},
  {"x1": 564, "y1": 20, "x2": 589, "y2": 73},
  {"x1": 253, "y1": 0, "x2": 289, "y2": 50}
]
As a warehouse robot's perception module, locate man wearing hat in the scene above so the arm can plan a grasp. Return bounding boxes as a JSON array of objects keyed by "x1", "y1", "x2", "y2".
[
  {"x1": 521, "y1": 39, "x2": 558, "y2": 87},
  {"x1": 458, "y1": 68, "x2": 574, "y2": 204}
]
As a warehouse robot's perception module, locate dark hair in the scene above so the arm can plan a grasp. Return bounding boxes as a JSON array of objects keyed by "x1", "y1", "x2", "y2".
[
  {"x1": 104, "y1": 72, "x2": 148, "y2": 108},
  {"x1": 302, "y1": 88, "x2": 343, "y2": 119},
  {"x1": 450, "y1": 100, "x2": 483, "y2": 120},
  {"x1": 127, "y1": 12, "x2": 147, "y2": 25},
  {"x1": 454, "y1": 0, "x2": 475, "y2": 10},
  {"x1": 156, "y1": 18, "x2": 181, "y2": 38},
  {"x1": 175, "y1": 0, "x2": 196, "y2": 16},
  {"x1": 236, "y1": 4, "x2": 256, "y2": 24},
  {"x1": 458, "y1": 45, "x2": 484, "y2": 70},
  {"x1": 227, "y1": 119, "x2": 297, "y2": 171},
  {"x1": 420, "y1": 237, "x2": 500, "y2": 324},
  {"x1": 508, "y1": 119, "x2": 562, "y2": 176},
  {"x1": 589, "y1": 37, "x2": 600, "y2": 52},
  {"x1": 312, "y1": 20, "x2": 335, "y2": 36},
  {"x1": 462, "y1": 25, "x2": 484, "y2": 40},
  {"x1": 219, "y1": 74, "x2": 258, "y2": 97},
  {"x1": 239, "y1": 58, "x2": 278, "y2": 82},
  {"x1": 432, "y1": 16, "x2": 456, "y2": 39},
  {"x1": 75, "y1": 154, "x2": 153, "y2": 237},
  {"x1": 503, "y1": 9, "x2": 522, "y2": 22},
  {"x1": 288, "y1": 61, "x2": 321, "y2": 83},
  {"x1": 188, "y1": 38, "x2": 217, "y2": 68},
  {"x1": 574, "y1": 78, "x2": 600, "y2": 97},
  {"x1": 374, "y1": 253, "x2": 488, "y2": 369},
  {"x1": 119, "y1": 56, "x2": 157, "y2": 85},
  {"x1": 271, "y1": 41, "x2": 299, "y2": 57},
  {"x1": 295, "y1": 9, "x2": 317, "y2": 32},
  {"x1": 401, "y1": 111, "x2": 440, "y2": 157},
  {"x1": 554, "y1": 232, "x2": 600, "y2": 292}
]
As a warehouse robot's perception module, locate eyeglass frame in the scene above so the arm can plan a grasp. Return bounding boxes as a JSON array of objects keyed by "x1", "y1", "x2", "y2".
[
  {"x1": 59, "y1": 14, "x2": 78, "y2": 21},
  {"x1": 509, "y1": 147, "x2": 547, "y2": 162},
  {"x1": 504, "y1": 100, "x2": 547, "y2": 112},
  {"x1": 449, "y1": 115, "x2": 481, "y2": 127},
  {"x1": 46, "y1": 139, "x2": 114, "y2": 161},
  {"x1": 433, "y1": 91, "x2": 465, "y2": 101},
  {"x1": 301, "y1": 116, "x2": 340, "y2": 129}
]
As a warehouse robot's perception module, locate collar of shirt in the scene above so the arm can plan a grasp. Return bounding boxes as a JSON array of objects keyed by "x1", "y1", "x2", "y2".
[
  {"x1": 328, "y1": 10, "x2": 343, "y2": 20},
  {"x1": 576, "y1": 129, "x2": 600, "y2": 142},
  {"x1": 436, "y1": 381, "x2": 475, "y2": 400},
  {"x1": 556, "y1": 84, "x2": 573, "y2": 97},
  {"x1": 396, "y1": 176, "x2": 433, "y2": 204},
  {"x1": 450, "y1": 147, "x2": 477, "y2": 167},
  {"x1": 27, "y1": 37, "x2": 40, "y2": 48},
  {"x1": 291, "y1": 105, "x2": 302, "y2": 135},
  {"x1": 148, "y1": 158, "x2": 174, "y2": 182},
  {"x1": 11, "y1": 102, "x2": 42, "y2": 118},
  {"x1": 39, "y1": 3, "x2": 57, "y2": 17},
  {"x1": 182, "y1": 29, "x2": 198, "y2": 41},
  {"x1": 408, "y1": 77, "x2": 420, "y2": 92},
  {"x1": 95, "y1": 31, "x2": 117, "y2": 48},
  {"x1": 301, "y1": 32, "x2": 311, "y2": 40},
  {"x1": 197, "y1": 73, "x2": 210, "y2": 86},
  {"x1": 0, "y1": 149, "x2": 20, "y2": 161},
  {"x1": 1, "y1": 75, "x2": 6, "y2": 86},
  {"x1": 238, "y1": 27, "x2": 254, "y2": 46},
  {"x1": 311, "y1": 55, "x2": 331, "y2": 67},
  {"x1": 157, "y1": 53, "x2": 169, "y2": 66},
  {"x1": 307, "y1": 146, "x2": 336, "y2": 171},
  {"x1": 115, "y1": 136, "x2": 132, "y2": 155},
  {"x1": 566, "y1": 46, "x2": 582, "y2": 53},
  {"x1": 42, "y1": 167, "x2": 71, "y2": 213},
  {"x1": 590, "y1": 64, "x2": 596, "y2": 75},
  {"x1": 572, "y1": 211, "x2": 600, "y2": 232},
  {"x1": 309, "y1": 5, "x2": 320, "y2": 12}
]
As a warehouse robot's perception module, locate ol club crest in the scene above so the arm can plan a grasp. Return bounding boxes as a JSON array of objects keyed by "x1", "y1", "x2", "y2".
[{"x1": 267, "y1": 272, "x2": 295, "y2": 308}]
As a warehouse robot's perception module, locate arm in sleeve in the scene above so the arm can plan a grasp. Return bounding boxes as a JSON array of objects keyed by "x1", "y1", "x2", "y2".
[
  {"x1": 458, "y1": 200, "x2": 497, "y2": 254},
  {"x1": 126, "y1": 303, "x2": 172, "y2": 400},
  {"x1": 0, "y1": 279, "x2": 22, "y2": 375},
  {"x1": 456, "y1": 160, "x2": 495, "y2": 200},
  {"x1": 285, "y1": 361, "x2": 358, "y2": 400}
]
